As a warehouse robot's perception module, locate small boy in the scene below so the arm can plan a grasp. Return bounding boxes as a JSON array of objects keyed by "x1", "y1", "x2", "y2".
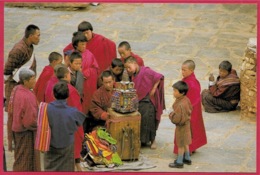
[
  {"x1": 44, "y1": 81, "x2": 85, "y2": 171},
  {"x1": 118, "y1": 41, "x2": 144, "y2": 66},
  {"x1": 168, "y1": 81, "x2": 192, "y2": 168},
  {"x1": 124, "y1": 56, "x2": 165, "y2": 149},
  {"x1": 34, "y1": 52, "x2": 62, "y2": 102},
  {"x1": 68, "y1": 51, "x2": 84, "y2": 100},
  {"x1": 97, "y1": 58, "x2": 124, "y2": 88}
]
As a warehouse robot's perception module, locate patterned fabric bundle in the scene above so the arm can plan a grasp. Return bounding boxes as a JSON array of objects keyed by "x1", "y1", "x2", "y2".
[
  {"x1": 35, "y1": 102, "x2": 51, "y2": 152},
  {"x1": 81, "y1": 127, "x2": 122, "y2": 167}
]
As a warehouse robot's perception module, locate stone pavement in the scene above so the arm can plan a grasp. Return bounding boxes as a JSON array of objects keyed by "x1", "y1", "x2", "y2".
[{"x1": 3, "y1": 3, "x2": 257, "y2": 173}]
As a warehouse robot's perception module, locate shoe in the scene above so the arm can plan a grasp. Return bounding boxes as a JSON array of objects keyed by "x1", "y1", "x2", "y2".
[
  {"x1": 174, "y1": 159, "x2": 192, "y2": 165},
  {"x1": 169, "y1": 162, "x2": 184, "y2": 168}
]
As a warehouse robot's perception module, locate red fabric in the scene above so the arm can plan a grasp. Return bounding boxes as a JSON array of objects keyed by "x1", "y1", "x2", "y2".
[
  {"x1": 34, "y1": 65, "x2": 54, "y2": 103},
  {"x1": 80, "y1": 50, "x2": 99, "y2": 114},
  {"x1": 63, "y1": 33, "x2": 116, "y2": 73},
  {"x1": 132, "y1": 66, "x2": 165, "y2": 123},
  {"x1": 173, "y1": 73, "x2": 207, "y2": 154},
  {"x1": 44, "y1": 76, "x2": 59, "y2": 103},
  {"x1": 121, "y1": 52, "x2": 144, "y2": 67}
]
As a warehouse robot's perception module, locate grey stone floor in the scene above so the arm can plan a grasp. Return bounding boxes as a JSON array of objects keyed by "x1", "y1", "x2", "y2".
[{"x1": 3, "y1": 3, "x2": 257, "y2": 173}]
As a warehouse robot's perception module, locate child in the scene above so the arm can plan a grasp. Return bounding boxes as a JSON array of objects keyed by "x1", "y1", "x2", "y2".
[
  {"x1": 44, "y1": 81, "x2": 85, "y2": 171},
  {"x1": 118, "y1": 41, "x2": 144, "y2": 66},
  {"x1": 68, "y1": 51, "x2": 84, "y2": 100},
  {"x1": 34, "y1": 52, "x2": 62, "y2": 102},
  {"x1": 201, "y1": 60, "x2": 240, "y2": 113},
  {"x1": 97, "y1": 58, "x2": 124, "y2": 88},
  {"x1": 168, "y1": 81, "x2": 192, "y2": 168},
  {"x1": 173, "y1": 60, "x2": 207, "y2": 154},
  {"x1": 124, "y1": 56, "x2": 165, "y2": 149}
]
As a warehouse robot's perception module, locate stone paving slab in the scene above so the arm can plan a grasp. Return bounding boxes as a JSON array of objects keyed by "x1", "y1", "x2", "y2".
[{"x1": 3, "y1": 3, "x2": 257, "y2": 173}]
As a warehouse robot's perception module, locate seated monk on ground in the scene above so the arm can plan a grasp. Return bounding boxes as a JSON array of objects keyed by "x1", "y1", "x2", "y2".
[
  {"x1": 84, "y1": 70, "x2": 115, "y2": 133},
  {"x1": 201, "y1": 60, "x2": 240, "y2": 113}
]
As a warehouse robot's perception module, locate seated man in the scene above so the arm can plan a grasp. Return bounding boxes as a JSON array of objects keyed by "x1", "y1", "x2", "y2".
[
  {"x1": 201, "y1": 60, "x2": 240, "y2": 113},
  {"x1": 84, "y1": 70, "x2": 115, "y2": 133}
]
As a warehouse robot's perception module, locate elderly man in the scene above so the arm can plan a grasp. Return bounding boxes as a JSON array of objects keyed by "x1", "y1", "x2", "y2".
[
  {"x1": 4, "y1": 24, "x2": 40, "y2": 111},
  {"x1": 7, "y1": 68, "x2": 40, "y2": 171}
]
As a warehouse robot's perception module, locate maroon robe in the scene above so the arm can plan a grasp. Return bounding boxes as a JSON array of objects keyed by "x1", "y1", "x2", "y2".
[
  {"x1": 44, "y1": 76, "x2": 59, "y2": 103},
  {"x1": 64, "y1": 33, "x2": 116, "y2": 73},
  {"x1": 132, "y1": 66, "x2": 165, "y2": 125},
  {"x1": 121, "y1": 52, "x2": 144, "y2": 67},
  {"x1": 34, "y1": 65, "x2": 54, "y2": 103},
  {"x1": 174, "y1": 73, "x2": 207, "y2": 154}
]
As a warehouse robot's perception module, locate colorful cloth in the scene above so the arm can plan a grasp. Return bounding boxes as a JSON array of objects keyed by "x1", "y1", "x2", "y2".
[
  {"x1": 35, "y1": 102, "x2": 51, "y2": 152},
  {"x1": 34, "y1": 65, "x2": 54, "y2": 102}
]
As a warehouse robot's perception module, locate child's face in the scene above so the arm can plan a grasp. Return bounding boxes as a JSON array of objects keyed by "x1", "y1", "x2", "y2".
[
  {"x1": 53, "y1": 58, "x2": 63, "y2": 67},
  {"x1": 219, "y1": 68, "x2": 229, "y2": 79},
  {"x1": 173, "y1": 88, "x2": 183, "y2": 98},
  {"x1": 181, "y1": 64, "x2": 193, "y2": 78},
  {"x1": 124, "y1": 62, "x2": 137, "y2": 76},
  {"x1": 111, "y1": 66, "x2": 123, "y2": 76},
  {"x1": 70, "y1": 58, "x2": 82, "y2": 71},
  {"x1": 118, "y1": 46, "x2": 131, "y2": 59},
  {"x1": 76, "y1": 41, "x2": 86, "y2": 53},
  {"x1": 63, "y1": 72, "x2": 71, "y2": 83}
]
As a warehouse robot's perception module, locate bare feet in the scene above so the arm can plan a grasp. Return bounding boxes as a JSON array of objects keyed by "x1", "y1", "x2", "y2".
[
  {"x1": 75, "y1": 163, "x2": 83, "y2": 171},
  {"x1": 150, "y1": 140, "x2": 157, "y2": 149}
]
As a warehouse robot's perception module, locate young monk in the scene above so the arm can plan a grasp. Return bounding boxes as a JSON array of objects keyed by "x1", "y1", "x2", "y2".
[
  {"x1": 173, "y1": 60, "x2": 207, "y2": 154},
  {"x1": 169, "y1": 81, "x2": 192, "y2": 168},
  {"x1": 70, "y1": 31, "x2": 99, "y2": 114},
  {"x1": 124, "y1": 56, "x2": 165, "y2": 149},
  {"x1": 44, "y1": 81, "x2": 85, "y2": 171},
  {"x1": 118, "y1": 41, "x2": 144, "y2": 66},
  {"x1": 34, "y1": 52, "x2": 62, "y2": 102},
  {"x1": 201, "y1": 60, "x2": 240, "y2": 113},
  {"x1": 68, "y1": 51, "x2": 84, "y2": 101},
  {"x1": 44, "y1": 65, "x2": 84, "y2": 171}
]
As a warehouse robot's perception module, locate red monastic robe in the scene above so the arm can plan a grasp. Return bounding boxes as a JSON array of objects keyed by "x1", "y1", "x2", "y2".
[
  {"x1": 34, "y1": 65, "x2": 54, "y2": 103},
  {"x1": 173, "y1": 72, "x2": 207, "y2": 154},
  {"x1": 121, "y1": 52, "x2": 144, "y2": 67},
  {"x1": 64, "y1": 33, "x2": 116, "y2": 73},
  {"x1": 45, "y1": 78, "x2": 84, "y2": 159}
]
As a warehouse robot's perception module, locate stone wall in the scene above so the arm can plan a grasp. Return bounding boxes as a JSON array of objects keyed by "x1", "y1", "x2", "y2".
[{"x1": 240, "y1": 38, "x2": 257, "y2": 120}]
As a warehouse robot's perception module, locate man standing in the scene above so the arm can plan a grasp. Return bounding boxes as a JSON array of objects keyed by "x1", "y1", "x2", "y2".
[{"x1": 4, "y1": 24, "x2": 40, "y2": 111}]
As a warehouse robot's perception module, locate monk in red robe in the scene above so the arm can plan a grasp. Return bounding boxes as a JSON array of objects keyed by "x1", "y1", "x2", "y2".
[
  {"x1": 86, "y1": 70, "x2": 115, "y2": 133},
  {"x1": 7, "y1": 68, "x2": 40, "y2": 171},
  {"x1": 63, "y1": 21, "x2": 116, "y2": 73},
  {"x1": 173, "y1": 60, "x2": 207, "y2": 154},
  {"x1": 118, "y1": 41, "x2": 144, "y2": 66},
  {"x1": 124, "y1": 56, "x2": 165, "y2": 149},
  {"x1": 44, "y1": 65, "x2": 84, "y2": 171},
  {"x1": 201, "y1": 61, "x2": 240, "y2": 113},
  {"x1": 34, "y1": 52, "x2": 62, "y2": 103}
]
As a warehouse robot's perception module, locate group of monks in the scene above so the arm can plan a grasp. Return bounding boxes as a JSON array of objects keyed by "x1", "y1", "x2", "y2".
[{"x1": 4, "y1": 21, "x2": 241, "y2": 171}]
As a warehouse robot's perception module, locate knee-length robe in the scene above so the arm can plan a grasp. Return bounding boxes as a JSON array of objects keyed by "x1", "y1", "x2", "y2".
[
  {"x1": 7, "y1": 85, "x2": 40, "y2": 171},
  {"x1": 132, "y1": 66, "x2": 165, "y2": 143},
  {"x1": 4, "y1": 38, "x2": 35, "y2": 111},
  {"x1": 170, "y1": 96, "x2": 192, "y2": 147},
  {"x1": 201, "y1": 69, "x2": 240, "y2": 113},
  {"x1": 174, "y1": 73, "x2": 207, "y2": 154},
  {"x1": 44, "y1": 100, "x2": 85, "y2": 171},
  {"x1": 34, "y1": 65, "x2": 54, "y2": 103}
]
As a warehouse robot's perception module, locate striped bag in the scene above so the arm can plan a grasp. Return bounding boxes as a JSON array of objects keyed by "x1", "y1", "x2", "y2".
[{"x1": 35, "y1": 102, "x2": 51, "y2": 152}]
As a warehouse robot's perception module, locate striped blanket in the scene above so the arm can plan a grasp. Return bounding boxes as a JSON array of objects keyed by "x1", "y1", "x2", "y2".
[{"x1": 35, "y1": 102, "x2": 51, "y2": 152}]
